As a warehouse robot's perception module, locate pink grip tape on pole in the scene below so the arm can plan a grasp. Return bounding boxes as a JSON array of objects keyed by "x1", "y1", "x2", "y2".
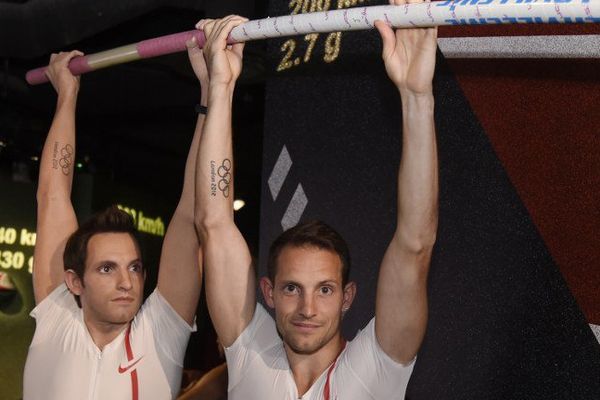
[
  {"x1": 26, "y1": 56, "x2": 94, "y2": 85},
  {"x1": 26, "y1": 0, "x2": 600, "y2": 85},
  {"x1": 136, "y1": 30, "x2": 208, "y2": 58}
]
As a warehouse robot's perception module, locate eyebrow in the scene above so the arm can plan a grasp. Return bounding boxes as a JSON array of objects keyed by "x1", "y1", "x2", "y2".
[
  {"x1": 317, "y1": 280, "x2": 338, "y2": 287},
  {"x1": 278, "y1": 280, "x2": 339, "y2": 288},
  {"x1": 95, "y1": 260, "x2": 117, "y2": 267},
  {"x1": 279, "y1": 280, "x2": 301, "y2": 288},
  {"x1": 94, "y1": 258, "x2": 142, "y2": 267}
]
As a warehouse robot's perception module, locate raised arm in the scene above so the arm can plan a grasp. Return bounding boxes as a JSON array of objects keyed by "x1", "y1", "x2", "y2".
[
  {"x1": 373, "y1": 0, "x2": 439, "y2": 364},
  {"x1": 155, "y1": 39, "x2": 211, "y2": 326},
  {"x1": 33, "y1": 51, "x2": 83, "y2": 304},
  {"x1": 193, "y1": 16, "x2": 256, "y2": 347}
]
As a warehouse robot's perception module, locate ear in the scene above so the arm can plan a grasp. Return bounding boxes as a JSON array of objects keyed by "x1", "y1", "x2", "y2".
[
  {"x1": 342, "y1": 281, "x2": 357, "y2": 313},
  {"x1": 64, "y1": 269, "x2": 84, "y2": 296},
  {"x1": 259, "y1": 277, "x2": 275, "y2": 309}
]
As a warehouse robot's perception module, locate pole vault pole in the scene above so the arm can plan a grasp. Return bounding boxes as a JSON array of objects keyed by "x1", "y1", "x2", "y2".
[{"x1": 26, "y1": 0, "x2": 600, "y2": 85}]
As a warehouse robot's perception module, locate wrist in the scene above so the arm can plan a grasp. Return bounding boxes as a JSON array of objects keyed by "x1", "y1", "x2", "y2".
[
  {"x1": 207, "y1": 82, "x2": 235, "y2": 103},
  {"x1": 56, "y1": 90, "x2": 78, "y2": 109},
  {"x1": 400, "y1": 90, "x2": 434, "y2": 116},
  {"x1": 195, "y1": 104, "x2": 208, "y2": 115},
  {"x1": 208, "y1": 80, "x2": 235, "y2": 92},
  {"x1": 400, "y1": 89, "x2": 434, "y2": 104},
  {"x1": 57, "y1": 84, "x2": 79, "y2": 97},
  {"x1": 200, "y1": 92, "x2": 208, "y2": 107},
  {"x1": 200, "y1": 81, "x2": 209, "y2": 102},
  {"x1": 399, "y1": 86, "x2": 433, "y2": 99}
]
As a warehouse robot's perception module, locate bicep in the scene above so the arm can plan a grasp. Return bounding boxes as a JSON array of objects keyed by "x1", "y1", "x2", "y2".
[
  {"x1": 33, "y1": 198, "x2": 78, "y2": 304},
  {"x1": 156, "y1": 211, "x2": 202, "y2": 326},
  {"x1": 375, "y1": 237, "x2": 431, "y2": 364},
  {"x1": 203, "y1": 224, "x2": 255, "y2": 347}
]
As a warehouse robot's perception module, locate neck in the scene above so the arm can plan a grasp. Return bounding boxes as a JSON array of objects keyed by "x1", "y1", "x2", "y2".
[
  {"x1": 83, "y1": 315, "x2": 129, "y2": 351},
  {"x1": 285, "y1": 333, "x2": 345, "y2": 397}
]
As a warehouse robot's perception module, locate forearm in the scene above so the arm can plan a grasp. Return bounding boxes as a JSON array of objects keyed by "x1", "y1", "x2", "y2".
[
  {"x1": 33, "y1": 91, "x2": 79, "y2": 303},
  {"x1": 163, "y1": 85, "x2": 207, "y2": 249},
  {"x1": 396, "y1": 90, "x2": 438, "y2": 252},
  {"x1": 194, "y1": 83, "x2": 235, "y2": 233},
  {"x1": 182, "y1": 85, "x2": 209, "y2": 211},
  {"x1": 171, "y1": 92, "x2": 207, "y2": 224},
  {"x1": 37, "y1": 93, "x2": 77, "y2": 201}
]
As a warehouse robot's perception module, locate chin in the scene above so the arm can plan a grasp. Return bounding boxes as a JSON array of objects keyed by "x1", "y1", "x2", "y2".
[
  {"x1": 285, "y1": 335, "x2": 324, "y2": 355},
  {"x1": 112, "y1": 314, "x2": 135, "y2": 325},
  {"x1": 111, "y1": 308, "x2": 139, "y2": 324}
]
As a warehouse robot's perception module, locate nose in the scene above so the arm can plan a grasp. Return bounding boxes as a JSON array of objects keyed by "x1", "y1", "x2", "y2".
[
  {"x1": 299, "y1": 293, "x2": 316, "y2": 319},
  {"x1": 118, "y1": 268, "x2": 133, "y2": 291}
]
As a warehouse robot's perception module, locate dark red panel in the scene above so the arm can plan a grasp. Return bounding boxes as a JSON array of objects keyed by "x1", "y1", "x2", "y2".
[
  {"x1": 449, "y1": 58, "x2": 600, "y2": 323},
  {"x1": 439, "y1": 23, "x2": 600, "y2": 37}
]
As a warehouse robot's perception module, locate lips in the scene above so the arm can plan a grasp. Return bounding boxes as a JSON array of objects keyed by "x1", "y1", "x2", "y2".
[
  {"x1": 292, "y1": 321, "x2": 321, "y2": 332},
  {"x1": 112, "y1": 297, "x2": 134, "y2": 303}
]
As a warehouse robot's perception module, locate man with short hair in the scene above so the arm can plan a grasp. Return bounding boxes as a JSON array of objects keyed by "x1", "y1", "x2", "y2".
[
  {"x1": 193, "y1": 0, "x2": 438, "y2": 397},
  {"x1": 23, "y1": 44, "x2": 211, "y2": 399}
]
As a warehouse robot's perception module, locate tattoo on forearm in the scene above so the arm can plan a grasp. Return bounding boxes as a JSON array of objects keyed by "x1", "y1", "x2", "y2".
[
  {"x1": 52, "y1": 142, "x2": 59, "y2": 170},
  {"x1": 210, "y1": 160, "x2": 217, "y2": 197},
  {"x1": 209, "y1": 159, "x2": 232, "y2": 198},
  {"x1": 58, "y1": 144, "x2": 74, "y2": 175},
  {"x1": 217, "y1": 159, "x2": 232, "y2": 198}
]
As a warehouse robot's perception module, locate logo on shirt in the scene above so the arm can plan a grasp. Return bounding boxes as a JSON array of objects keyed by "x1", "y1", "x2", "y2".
[{"x1": 118, "y1": 356, "x2": 144, "y2": 374}]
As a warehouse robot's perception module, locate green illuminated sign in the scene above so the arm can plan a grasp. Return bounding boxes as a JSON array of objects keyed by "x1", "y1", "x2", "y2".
[
  {"x1": 117, "y1": 205, "x2": 165, "y2": 237},
  {"x1": 0, "y1": 226, "x2": 36, "y2": 274}
]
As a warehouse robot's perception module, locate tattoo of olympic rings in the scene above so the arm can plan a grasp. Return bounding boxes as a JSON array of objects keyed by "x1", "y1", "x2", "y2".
[
  {"x1": 59, "y1": 144, "x2": 74, "y2": 175},
  {"x1": 217, "y1": 159, "x2": 232, "y2": 198}
]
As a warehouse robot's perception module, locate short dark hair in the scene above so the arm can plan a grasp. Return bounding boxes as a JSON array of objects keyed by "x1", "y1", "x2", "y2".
[
  {"x1": 267, "y1": 220, "x2": 351, "y2": 286},
  {"x1": 64, "y1": 205, "x2": 141, "y2": 281}
]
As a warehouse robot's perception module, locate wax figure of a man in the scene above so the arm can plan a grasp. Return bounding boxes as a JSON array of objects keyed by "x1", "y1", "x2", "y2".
[
  {"x1": 192, "y1": 0, "x2": 439, "y2": 397},
  {"x1": 23, "y1": 44, "x2": 211, "y2": 400}
]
